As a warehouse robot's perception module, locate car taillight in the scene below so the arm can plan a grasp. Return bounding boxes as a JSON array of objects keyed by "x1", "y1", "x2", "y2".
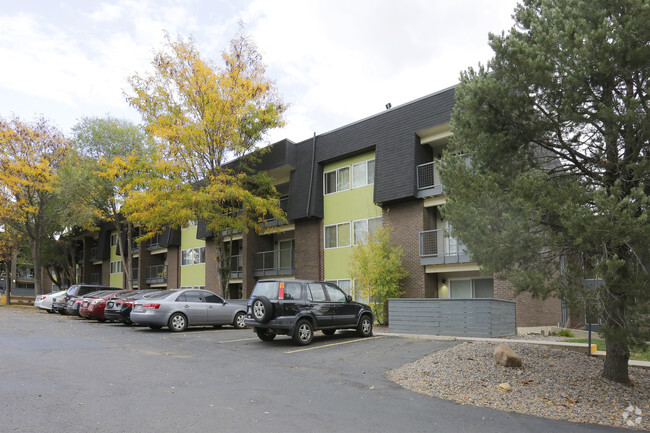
[
  {"x1": 116, "y1": 300, "x2": 134, "y2": 306},
  {"x1": 75, "y1": 299, "x2": 82, "y2": 305},
  {"x1": 142, "y1": 303, "x2": 161, "y2": 309},
  {"x1": 278, "y1": 282, "x2": 285, "y2": 300}
]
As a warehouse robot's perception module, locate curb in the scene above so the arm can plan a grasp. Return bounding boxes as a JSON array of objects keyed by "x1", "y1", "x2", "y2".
[{"x1": 375, "y1": 332, "x2": 650, "y2": 370}]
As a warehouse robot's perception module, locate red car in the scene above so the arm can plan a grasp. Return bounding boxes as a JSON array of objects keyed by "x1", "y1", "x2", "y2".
[{"x1": 79, "y1": 290, "x2": 136, "y2": 321}]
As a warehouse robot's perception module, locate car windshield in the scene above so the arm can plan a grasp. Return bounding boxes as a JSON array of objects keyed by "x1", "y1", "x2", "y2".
[{"x1": 251, "y1": 281, "x2": 279, "y2": 299}]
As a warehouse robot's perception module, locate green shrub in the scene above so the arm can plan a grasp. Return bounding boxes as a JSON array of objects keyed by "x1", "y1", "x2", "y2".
[{"x1": 555, "y1": 329, "x2": 576, "y2": 338}]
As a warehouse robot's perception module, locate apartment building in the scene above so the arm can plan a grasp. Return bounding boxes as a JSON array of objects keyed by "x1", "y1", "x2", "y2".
[{"x1": 75, "y1": 86, "x2": 563, "y2": 328}]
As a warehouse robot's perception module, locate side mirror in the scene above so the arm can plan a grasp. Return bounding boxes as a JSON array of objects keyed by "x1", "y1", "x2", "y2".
[{"x1": 345, "y1": 295, "x2": 352, "y2": 303}]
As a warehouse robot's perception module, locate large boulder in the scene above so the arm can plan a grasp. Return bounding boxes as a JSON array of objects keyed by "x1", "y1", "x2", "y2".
[{"x1": 493, "y1": 344, "x2": 522, "y2": 368}]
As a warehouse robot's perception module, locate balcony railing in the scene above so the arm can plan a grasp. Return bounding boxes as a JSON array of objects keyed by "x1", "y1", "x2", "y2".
[
  {"x1": 90, "y1": 246, "x2": 100, "y2": 262},
  {"x1": 145, "y1": 265, "x2": 167, "y2": 284},
  {"x1": 419, "y1": 229, "x2": 471, "y2": 265},
  {"x1": 260, "y1": 197, "x2": 289, "y2": 227},
  {"x1": 90, "y1": 273, "x2": 101, "y2": 285},
  {"x1": 132, "y1": 268, "x2": 139, "y2": 286},
  {"x1": 416, "y1": 161, "x2": 444, "y2": 197},
  {"x1": 229, "y1": 255, "x2": 242, "y2": 278},
  {"x1": 253, "y1": 249, "x2": 295, "y2": 276},
  {"x1": 146, "y1": 234, "x2": 162, "y2": 250}
]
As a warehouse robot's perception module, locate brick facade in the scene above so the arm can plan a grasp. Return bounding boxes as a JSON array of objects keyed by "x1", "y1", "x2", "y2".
[
  {"x1": 494, "y1": 278, "x2": 563, "y2": 327},
  {"x1": 294, "y1": 220, "x2": 323, "y2": 281}
]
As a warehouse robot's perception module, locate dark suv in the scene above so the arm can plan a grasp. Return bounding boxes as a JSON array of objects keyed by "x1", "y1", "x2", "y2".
[{"x1": 244, "y1": 279, "x2": 374, "y2": 345}]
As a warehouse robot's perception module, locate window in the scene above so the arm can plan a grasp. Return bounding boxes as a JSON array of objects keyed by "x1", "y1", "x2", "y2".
[
  {"x1": 324, "y1": 283, "x2": 348, "y2": 302},
  {"x1": 307, "y1": 283, "x2": 327, "y2": 301},
  {"x1": 203, "y1": 292, "x2": 224, "y2": 303},
  {"x1": 177, "y1": 291, "x2": 203, "y2": 302},
  {"x1": 183, "y1": 221, "x2": 198, "y2": 229},
  {"x1": 326, "y1": 279, "x2": 351, "y2": 294},
  {"x1": 324, "y1": 222, "x2": 351, "y2": 248},
  {"x1": 352, "y1": 159, "x2": 375, "y2": 188},
  {"x1": 353, "y1": 217, "x2": 382, "y2": 245},
  {"x1": 110, "y1": 261, "x2": 122, "y2": 274},
  {"x1": 326, "y1": 160, "x2": 375, "y2": 194},
  {"x1": 324, "y1": 166, "x2": 350, "y2": 194},
  {"x1": 284, "y1": 282, "x2": 302, "y2": 300},
  {"x1": 449, "y1": 278, "x2": 494, "y2": 298},
  {"x1": 181, "y1": 247, "x2": 206, "y2": 266},
  {"x1": 110, "y1": 233, "x2": 118, "y2": 247}
]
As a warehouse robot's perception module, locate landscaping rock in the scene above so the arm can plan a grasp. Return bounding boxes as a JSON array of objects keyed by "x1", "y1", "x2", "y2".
[
  {"x1": 498, "y1": 382, "x2": 511, "y2": 392},
  {"x1": 493, "y1": 344, "x2": 522, "y2": 367}
]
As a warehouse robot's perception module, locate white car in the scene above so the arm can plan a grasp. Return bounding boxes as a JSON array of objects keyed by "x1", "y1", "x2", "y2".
[{"x1": 34, "y1": 290, "x2": 68, "y2": 313}]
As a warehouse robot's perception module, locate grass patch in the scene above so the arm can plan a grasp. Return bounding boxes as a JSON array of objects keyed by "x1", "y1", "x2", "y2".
[{"x1": 564, "y1": 338, "x2": 650, "y2": 362}]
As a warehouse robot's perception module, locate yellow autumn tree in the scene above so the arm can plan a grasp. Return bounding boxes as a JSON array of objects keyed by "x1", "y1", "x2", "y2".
[
  {"x1": 0, "y1": 117, "x2": 70, "y2": 296},
  {"x1": 124, "y1": 29, "x2": 287, "y2": 295}
]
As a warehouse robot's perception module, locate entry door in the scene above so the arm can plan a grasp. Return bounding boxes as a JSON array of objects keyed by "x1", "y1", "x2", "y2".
[{"x1": 177, "y1": 291, "x2": 208, "y2": 325}]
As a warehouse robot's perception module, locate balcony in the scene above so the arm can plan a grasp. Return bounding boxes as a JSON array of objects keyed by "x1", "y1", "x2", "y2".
[
  {"x1": 90, "y1": 246, "x2": 100, "y2": 262},
  {"x1": 259, "y1": 197, "x2": 289, "y2": 228},
  {"x1": 419, "y1": 229, "x2": 471, "y2": 266},
  {"x1": 416, "y1": 161, "x2": 444, "y2": 197},
  {"x1": 132, "y1": 268, "x2": 139, "y2": 286},
  {"x1": 90, "y1": 273, "x2": 101, "y2": 285},
  {"x1": 253, "y1": 249, "x2": 295, "y2": 277},
  {"x1": 146, "y1": 234, "x2": 162, "y2": 250},
  {"x1": 229, "y1": 255, "x2": 243, "y2": 278},
  {"x1": 145, "y1": 265, "x2": 167, "y2": 284}
]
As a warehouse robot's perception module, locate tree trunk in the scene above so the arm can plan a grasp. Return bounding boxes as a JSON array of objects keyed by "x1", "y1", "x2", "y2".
[
  {"x1": 28, "y1": 239, "x2": 43, "y2": 296},
  {"x1": 601, "y1": 297, "x2": 630, "y2": 384},
  {"x1": 215, "y1": 233, "x2": 229, "y2": 297},
  {"x1": 9, "y1": 249, "x2": 17, "y2": 303}
]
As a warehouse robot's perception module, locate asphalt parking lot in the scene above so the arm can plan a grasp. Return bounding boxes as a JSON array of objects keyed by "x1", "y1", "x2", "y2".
[{"x1": 0, "y1": 308, "x2": 629, "y2": 433}]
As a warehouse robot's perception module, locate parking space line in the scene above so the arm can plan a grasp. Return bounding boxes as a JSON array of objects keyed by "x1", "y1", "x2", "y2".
[
  {"x1": 285, "y1": 336, "x2": 383, "y2": 353},
  {"x1": 218, "y1": 337, "x2": 259, "y2": 343}
]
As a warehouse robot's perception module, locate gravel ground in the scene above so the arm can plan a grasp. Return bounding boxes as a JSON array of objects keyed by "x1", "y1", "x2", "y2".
[{"x1": 387, "y1": 340, "x2": 650, "y2": 430}]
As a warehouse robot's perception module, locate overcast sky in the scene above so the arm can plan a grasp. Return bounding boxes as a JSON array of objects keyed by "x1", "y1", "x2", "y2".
[{"x1": 0, "y1": 0, "x2": 520, "y2": 145}]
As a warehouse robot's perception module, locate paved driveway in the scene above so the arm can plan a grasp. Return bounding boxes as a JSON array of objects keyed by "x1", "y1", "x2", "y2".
[{"x1": 0, "y1": 308, "x2": 628, "y2": 433}]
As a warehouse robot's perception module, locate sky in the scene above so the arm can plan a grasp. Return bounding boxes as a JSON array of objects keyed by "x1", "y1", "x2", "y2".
[{"x1": 0, "y1": 0, "x2": 521, "y2": 146}]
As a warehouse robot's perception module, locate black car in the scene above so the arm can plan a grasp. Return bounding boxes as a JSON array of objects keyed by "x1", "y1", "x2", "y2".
[
  {"x1": 104, "y1": 290, "x2": 163, "y2": 325},
  {"x1": 53, "y1": 284, "x2": 122, "y2": 314},
  {"x1": 244, "y1": 279, "x2": 374, "y2": 345}
]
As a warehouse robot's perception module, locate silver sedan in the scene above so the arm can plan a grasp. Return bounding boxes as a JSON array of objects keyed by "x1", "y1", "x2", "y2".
[{"x1": 130, "y1": 289, "x2": 247, "y2": 332}]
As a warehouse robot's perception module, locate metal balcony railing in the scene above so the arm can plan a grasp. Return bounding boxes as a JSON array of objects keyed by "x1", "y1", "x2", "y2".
[
  {"x1": 419, "y1": 229, "x2": 468, "y2": 261},
  {"x1": 145, "y1": 265, "x2": 167, "y2": 284},
  {"x1": 254, "y1": 249, "x2": 295, "y2": 276},
  {"x1": 417, "y1": 161, "x2": 438, "y2": 190},
  {"x1": 229, "y1": 255, "x2": 242, "y2": 278},
  {"x1": 146, "y1": 234, "x2": 162, "y2": 250}
]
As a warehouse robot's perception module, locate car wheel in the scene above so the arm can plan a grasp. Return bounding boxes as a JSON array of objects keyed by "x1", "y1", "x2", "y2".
[
  {"x1": 46, "y1": 309, "x2": 55, "y2": 314},
  {"x1": 168, "y1": 313, "x2": 188, "y2": 332},
  {"x1": 357, "y1": 314, "x2": 373, "y2": 337},
  {"x1": 322, "y1": 329, "x2": 336, "y2": 336},
  {"x1": 233, "y1": 312, "x2": 246, "y2": 329},
  {"x1": 251, "y1": 296, "x2": 273, "y2": 323},
  {"x1": 292, "y1": 319, "x2": 314, "y2": 346},
  {"x1": 255, "y1": 327, "x2": 276, "y2": 342}
]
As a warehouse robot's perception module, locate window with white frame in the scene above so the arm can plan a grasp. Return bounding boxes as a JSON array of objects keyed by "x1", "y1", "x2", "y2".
[
  {"x1": 325, "y1": 279, "x2": 351, "y2": 294},
  {"x1": 181, "y1": 247, "x2": 206, "y2": 266},
  {"x1": 324, "y1": 222, "x2": 351, "y2": 248},
  {"x1": 110, "y1": 233, "x2": 118, "y2": 247},
  {"x1": 183, "y1": 221, "x2": 198, "y2": 229},
  {"x1": 324, "y1": 166, "x2": 350, "y2": 194},
  {"x1": 449, "y1": 278, "x2": 494, "y2": 298},
  {"x1": 353, "y1": 216, "x2": 382, "y2": 245},
  {"x1": 110, "y1": 260, "x2": 123, "y2": 274},
  {"x1": 352, "y1": 159, "x2": 375, "y2": 188}
]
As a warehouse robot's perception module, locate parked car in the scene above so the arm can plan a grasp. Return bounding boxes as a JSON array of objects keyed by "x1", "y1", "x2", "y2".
[
  {"x1": 104, "y1": 290, "x2": 163, "y2": 325},
  {"x1": 52, "y1": 284, "x2": 122, "y2": 314},
  {"x1": 130, "y1": 289, "x2": 247, "y2": 332},
  {"x1": 244, "y1": 279, "x2": 374, "y2": 345},
  {"x1": 79, "y1": 290, "x2": 136, "y2": 321},
  {"x1": 34, "y1": 290, "x2": 68, "y2": 313}
]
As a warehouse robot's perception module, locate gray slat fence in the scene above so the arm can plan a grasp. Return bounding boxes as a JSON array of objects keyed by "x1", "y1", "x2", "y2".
[{"x1": 388, "y1": 298, "x2": 516, "y2": 338}]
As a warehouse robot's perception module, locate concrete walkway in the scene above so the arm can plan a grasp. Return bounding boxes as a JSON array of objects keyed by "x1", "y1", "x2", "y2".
[{"x1": 375, "y1": 331, "x2": 650, "y2": 370}]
